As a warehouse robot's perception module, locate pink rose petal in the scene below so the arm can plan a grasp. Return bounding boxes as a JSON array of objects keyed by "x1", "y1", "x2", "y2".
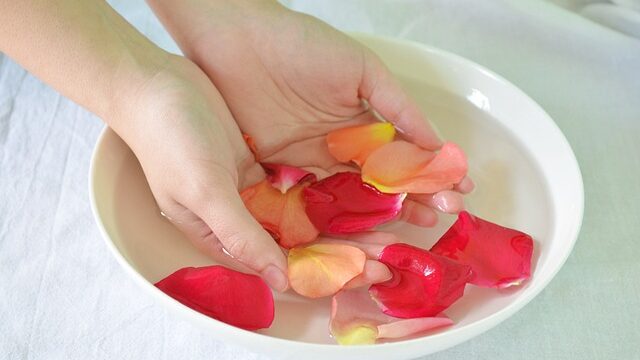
[
  {"x1": 262, "y1": 163, "x2": 316, "y2": 193},
  {"x1": 155, "y1": 266, "x2": 274, "y2": 330},
  {"x1": 303, "y1": 172, "x2": 405, "y2": 234},
  {"x1": 369, "y1": 243, "x2": 472, "y2": 318},
  {"x1": 330, "y1": 288, "x2": 453, "y2": 345},
  {"x1": 430, "y1": 211, "x2": 534, "y2": 288}
]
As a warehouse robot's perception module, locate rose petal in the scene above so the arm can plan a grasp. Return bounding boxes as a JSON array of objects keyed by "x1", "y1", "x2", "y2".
[
  {"x1": 327, "y1": 122, "x2": 396, "y2": 166},
  {"x1": 288, "y1": 243, "x2": 366, "y2": 298},
  {"x1": 262, "y1": 163, "x2": 316, "y2": 193},
  {"x1": 303, "y1": 172, "x2": 405, "y2": 234},
  {"x1": 369, "y1": 243, "x2": 472, "y2": 318},
  {"x1": 330, "y1": 288, "x2": 453, "y2": 345},
  {"x1": 241, "y1": 180, "x2": 319, "y2": 249},
  {"x1": 155, "y1": 266, "x2": 274, "y2": 330},
  {"x1": 362, "y1": 141, "x2": 468, "y2": 194},
  {"x1": 430, "y1": 211, "x2": 534, "y2": 288},
  {"x1": 377, "y1": 317, "x2": 453, "y2": 340}
]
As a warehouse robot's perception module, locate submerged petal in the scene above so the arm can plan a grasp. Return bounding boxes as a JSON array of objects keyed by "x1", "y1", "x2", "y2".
[
  {"x1": 369, "y1": 243, "x2": 472, "y2": 318},
  {"x1": 155, "y1": 266, "x2": 274, "y2": 330},
  {"x1": 362, "y1": 141, "x2": 467, "y2": 194},
  {"x1": 330, "y1": 288, "x2": 453, "y2": 345},
  {"x1": 288, "y1": 243, "x2": 366, "y2": 298},
  {"x1": 430, "y1": 211, "x2": 534, "y2": 288},
  {"x1": 262, "y1": 163, "x2": 316, "y2": 193},
  {"x1": 327, "y1": 122, "x2": 396, "y2": 166},
  {"x1": 241, "y1": 180, "x2": 319, "y2": 249},
  {"x1": 303, "y1": 172, "x2": 405, "y2": 234}
]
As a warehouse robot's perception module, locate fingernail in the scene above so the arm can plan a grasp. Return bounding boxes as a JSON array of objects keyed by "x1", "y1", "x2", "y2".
[
  {"x1": 431, "y1": 191, "x2": 464, "y2": 214},
  {"x1": 262, "y1": 265, "x2": 289, "y2": 292},
  {"x1": 431, "y1": 192, "x2": 449, "y2": 213}
]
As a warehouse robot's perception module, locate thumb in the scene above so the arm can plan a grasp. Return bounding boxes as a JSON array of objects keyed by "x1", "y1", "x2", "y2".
[
  {"x1": 359, "y1": 53, "x2": 442, "y2": 151},
  {"x1": 192, "y1": 176, "x2": 289, "y2": 292}
]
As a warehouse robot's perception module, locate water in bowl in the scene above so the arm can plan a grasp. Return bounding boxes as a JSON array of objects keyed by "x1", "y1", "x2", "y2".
[{"x1": 110, "y1": 77, "x2": 553, "y2": 344}]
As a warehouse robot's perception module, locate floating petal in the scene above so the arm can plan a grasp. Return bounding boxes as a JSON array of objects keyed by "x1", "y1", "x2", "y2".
[
  {"x1": 362, "y1": 141, "x2": 467, "y2": 194},
  {"x1": 327, "y1": 122, "x2": 396, "y2": 166},
  {"x1": 262, "y1": 163, "x2": 316, "y2": 193},
  {"x1": 241, "y1": 180, "x2": 319, "y2": 248},
  {"x1": 155, "y1": 266, "x2": 274, "y2": 330},
  {"x1": 430, "y1": 211, "x2": 534, "y2": 288},
  {"x1": 303, "y1": 172, "x2": 405, "y2": 234},
  {"x1": 330, "y1": 288, "x2": 453, "y2": 345},
  {"x1": 369, "y1": 243, "x2": 472, "y2": 318},
  {"x1": 288, "y1": 243, "x2": 366, "y2": 298}
]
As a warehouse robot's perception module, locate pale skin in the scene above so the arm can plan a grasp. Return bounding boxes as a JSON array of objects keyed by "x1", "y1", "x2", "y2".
[{"x1": 0, "y1": 0, "x2": 472, "y2": 292}]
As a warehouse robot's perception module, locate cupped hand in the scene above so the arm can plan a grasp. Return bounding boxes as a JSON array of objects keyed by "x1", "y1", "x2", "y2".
[
  {"x1": 107, "y1": 55, "x2": 288, "y2": 291},
  {"x1": 148, "y1": 0, "x2": 474, "y2": 227}
]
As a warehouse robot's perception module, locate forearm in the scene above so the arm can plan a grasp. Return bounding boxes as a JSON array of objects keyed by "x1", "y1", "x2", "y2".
[{"x1": 0, "y1": 0, "x2": 169, "y2": 120}]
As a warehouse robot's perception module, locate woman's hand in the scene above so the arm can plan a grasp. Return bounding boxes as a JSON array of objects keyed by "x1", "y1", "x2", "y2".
[
  {"x1": 111, "y1": 56, "x2": 289, "y2": 291},
  {"x1": 0, "y1": 0, "x2": 288, "y2": 291},
  {"x1": 147, "y1": 0, "x2": 474, "y2": 226}
]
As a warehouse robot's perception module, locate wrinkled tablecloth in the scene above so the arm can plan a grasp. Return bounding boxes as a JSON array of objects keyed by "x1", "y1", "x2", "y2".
[{"x1": 1, "y1": 1, "x2": 639, "y2": 359}]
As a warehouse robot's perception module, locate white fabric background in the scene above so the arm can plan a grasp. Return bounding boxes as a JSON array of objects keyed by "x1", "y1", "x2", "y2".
[{"x1": 1, "y1": 0, "x2": 639, "y2": 359}]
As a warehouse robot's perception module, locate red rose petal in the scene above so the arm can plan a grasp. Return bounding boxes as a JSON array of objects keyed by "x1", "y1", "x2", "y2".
[
  {"x1": 303, "y1": 172, "x2": 405, "y2": 234},
  {"x1": 430, "y1": 211, "x2": 534, "y2": 288},
  {"x1": 155, "y1": 266, "x2": 274, "y2": 330},
  {"x1": 262, "y1": 163, "x2": 316, "y2": 193},
  {"x1": 362, "y1": 141, "x2": 467, "y2": 194},
  {"x1": 330, "y1": 288, "x2": 453, "y2": 345},
  {"x1": 369, "y1": 243, "x2": 472, "y2": 318},
  {"x1": 241, "y1": 180, "x2": 319, "y2": 248}
]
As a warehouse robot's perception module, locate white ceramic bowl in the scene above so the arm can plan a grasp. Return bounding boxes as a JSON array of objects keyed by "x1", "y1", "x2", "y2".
[{"x1": 90, "y1": 34, "x2": 583, "y2": 359}]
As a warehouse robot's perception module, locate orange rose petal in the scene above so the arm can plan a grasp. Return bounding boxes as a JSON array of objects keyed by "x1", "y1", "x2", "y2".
[
  {"x1": 241, "y1": 180, "x2": 319, "y2": 249},
  {"x1": 288, "y1": 244, "x2": 366, "y2": 298},
  {"x1": 362, "y1": 141, "x2": 468, "y2": 194},
  {"x1": 327, "y1": 122, "x2": 396, "y2": 166},
  {"x1": 279, "y1": 185, "x2": 320, "y2": 248}
]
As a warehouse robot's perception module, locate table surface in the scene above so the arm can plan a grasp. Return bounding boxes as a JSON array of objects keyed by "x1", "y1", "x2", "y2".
[{"x1": 1, "y1": 1, "x2": 639, "y2": 359}]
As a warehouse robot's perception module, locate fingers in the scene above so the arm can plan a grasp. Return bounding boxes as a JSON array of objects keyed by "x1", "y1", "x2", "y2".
[
  {"x1": 359, "y1": 54, "x2": 442, "y2": 151},
  {"x1": 344, "y1": 260, "x2": 392, "y2": 289},
  {"x1": 316, "y1": 233, "x2": 396, "y2": 259},
  {"x1": 409, "y1": 190, "x2": 465, "y2": 215},
  {"x1": 454, "y1": 176, "x2": 475, "y2": 194},
  {"x1": 399, "y1": 200, "x2": 439, "y2": 227},
  {"x1": 161, "y1": 206, "x2": 253, "y2": 273},
  {"x1": 190, "y1": 176, "x2": 289, "y2": 292}
]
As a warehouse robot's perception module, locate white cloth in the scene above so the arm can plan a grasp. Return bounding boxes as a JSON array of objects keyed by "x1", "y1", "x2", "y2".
[{"x1": 1, "y1": 1, "x2": 639, "y2": 359}]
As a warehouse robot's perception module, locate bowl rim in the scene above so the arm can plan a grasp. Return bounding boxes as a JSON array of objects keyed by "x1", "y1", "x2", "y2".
[{"x1": 89, "y1": 33, "x2": 584, "y2": 353}]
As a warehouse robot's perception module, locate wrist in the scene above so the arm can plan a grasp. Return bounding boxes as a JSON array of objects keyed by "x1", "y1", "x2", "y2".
[{"x1": 104, "y1": 49, "x2": 173, "y2": 133}]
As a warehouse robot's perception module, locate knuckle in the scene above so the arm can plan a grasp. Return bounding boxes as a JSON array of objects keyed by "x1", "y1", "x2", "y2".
[{"x1": 222, "y1": 232, "x2": 252, "y2": 262}]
